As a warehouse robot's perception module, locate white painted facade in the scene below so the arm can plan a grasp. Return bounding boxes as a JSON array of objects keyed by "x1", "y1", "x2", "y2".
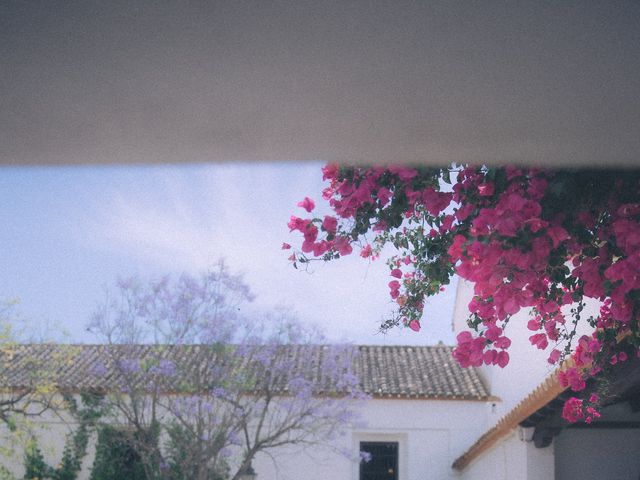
[
  {"x1": 0, "y1": 406, "x2": 99, "y2": 480},
  {"x1": 1, "y1": 396, "x2": 489, "y2": 480},
  {"x1": 2, "y1": 282, "x2": 636, "y2": 479},
  {"x1": 458, "y1": 428, "x2": 554, "y2": 480},
  {"x1": 254, "y1": 398, "x2": 489, "y2": 480}
]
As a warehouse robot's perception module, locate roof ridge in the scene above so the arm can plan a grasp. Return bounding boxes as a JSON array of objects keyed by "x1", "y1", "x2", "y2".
[{"x1": 2, "y1": 343, "x2": 488, "y2": 401}]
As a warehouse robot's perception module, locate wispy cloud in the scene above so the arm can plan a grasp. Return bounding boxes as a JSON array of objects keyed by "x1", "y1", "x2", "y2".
[{"x1": 75, "y1": 163, "x2": 456, "y2": 345}]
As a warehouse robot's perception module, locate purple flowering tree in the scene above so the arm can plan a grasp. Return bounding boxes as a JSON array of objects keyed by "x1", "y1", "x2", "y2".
[{"x1": 87, "y1": 261, "x2": 365, "y2": 480}]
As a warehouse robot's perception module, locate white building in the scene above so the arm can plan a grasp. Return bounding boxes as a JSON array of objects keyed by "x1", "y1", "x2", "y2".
[
  {"x1": 1, "y1": 343, "x2": 491, "y2": 480},
  {"x1": 2, "y1": 285, "x2": 639, "y2": 480}
]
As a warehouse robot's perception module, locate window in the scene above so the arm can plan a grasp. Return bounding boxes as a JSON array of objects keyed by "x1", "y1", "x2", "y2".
[{"x1": 359, "y1": 441, "x2": 399, "y2": 480}]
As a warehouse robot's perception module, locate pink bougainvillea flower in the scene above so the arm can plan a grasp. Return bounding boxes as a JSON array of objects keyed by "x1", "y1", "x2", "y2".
[
  {"x1": 496, "y1": 351, "x2": 509, "y2": 368},
  {"x1": 477, "y1": 182, "x2": 495, "y2": 196},
  {"x1": 357, "y1": 245, "x2": 371, "y2": 258},
  {"x1": 558, "y1": 368, "x2": 586, "y2": 392},
  {"x1": 547, "y1": 349, "x2": 561, "y2": 364},
  {"x1": 616, "y1": 202, "x2": 640, "y2": 218},
  {"x1": 376, "y1": 187, "x2": 392, "y2": 206},
  {"x1": 456, "y1": 331, "x2": 473, "y2": 344},
  {"x1": 388, "y1": 166, "x2": 418, "y2": 181},
  {"x1": 321, "y1": 163, "x2": 339, "y2": 180},
  {"x1": 321, "y1": 215, "x2": 338, "y2": 234},
  {"x1": 562, "y1": 397, "x2": 584, "y2": 423},
  {"x1": 493, "y1": 336, "x2": 511, "y2": 349},
  {"x1": 390, "y1": 268, "x2": 402, "y2": 278},
  {"x1": 408, "y1": 319, "x2": 421, "y2": 332},
  {"x1": 297, "y1": 197, "x2": 316, "y2": 212},
  {"x1": 527, "y1": 319, "x2": 541, "y2": 331},
  {"x1": 281, "y1": 243, "x2": 291, "y2": 250},
  {"x1": 312, "y1": 241, "x2": 331, "y2": 257},
  {"x1": 287, "y1": 215, "x2": 307, "y2": 232},
  {"x1": 585, "y1": 406, "x2": 601, "y2": 424},
  {"x1": 546, "y1": 225, "x2": 569, "y2": 248},
  {"x1": 529, "y1": 333, "x2": 549, "y2": 350},
  {"x1": 288, "y1": 164, "x2": 640, "y2": 422},
  {"x1": 301, "y1": 240, "x2": 314, "y2": 253},
  {"x1": 421, "y1": 188, "x2": 453, "y2": 216},
  {"x1": 483, "y1": 349, "x2": 497, "y2": 365},
  {"x1": 360, "y1": 245, "x2": 373, "y2": 258},
  {"x1": 303, "y1": 223, "x2": 319, "y2": 243},
  {"x1": 388, "y1": 280, "x2": 401, "y2": 299},
  {"x1": 334, "y1": 236, "x2": 353, "y2": 256}
]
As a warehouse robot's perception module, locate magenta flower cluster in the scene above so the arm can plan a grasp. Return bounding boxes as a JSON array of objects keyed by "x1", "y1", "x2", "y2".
[{"x1": 288, "y1": 165, "x2": 640, "y2": 422}]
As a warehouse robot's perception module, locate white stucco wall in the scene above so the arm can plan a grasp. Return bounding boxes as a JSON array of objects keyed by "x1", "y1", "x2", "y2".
[
  {"x1": 0, "y1": 410, "x2": 98, "y2": 480},
  {"x1": 459, "y1": 429, "x2": 554, "y2": 480},
  {"x1": 252, "y1": 398, "x2": 490, "y2": 480},
  {"x1": 1, "y1": 397, "x2": 489, "y2": 480}
]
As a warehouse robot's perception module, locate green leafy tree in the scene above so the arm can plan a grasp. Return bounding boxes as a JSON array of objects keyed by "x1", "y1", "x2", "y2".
[{"x1": 89, "y1": 426, "x2": 149, "y2": 480}]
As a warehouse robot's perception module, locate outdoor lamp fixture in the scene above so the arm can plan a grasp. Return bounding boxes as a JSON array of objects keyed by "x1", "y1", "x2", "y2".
[{"x1": 238, "y1": 461, "x2": 257, "y2": 480}]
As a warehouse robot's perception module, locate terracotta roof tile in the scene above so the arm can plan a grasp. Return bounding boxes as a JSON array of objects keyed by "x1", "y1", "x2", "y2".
[{"x1": 1, "y1": 344, "x2": 489, "y2": 400}]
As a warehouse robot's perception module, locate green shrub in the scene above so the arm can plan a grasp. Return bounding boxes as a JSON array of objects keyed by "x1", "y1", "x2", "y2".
[{"x1": 89, "y1": 426, "x2": 148, "y2": 480}]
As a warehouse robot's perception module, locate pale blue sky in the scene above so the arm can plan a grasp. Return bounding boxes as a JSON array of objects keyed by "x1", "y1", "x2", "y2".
[{"x1": 0, "y1": 162, "x2": 456, "y2": 345}]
